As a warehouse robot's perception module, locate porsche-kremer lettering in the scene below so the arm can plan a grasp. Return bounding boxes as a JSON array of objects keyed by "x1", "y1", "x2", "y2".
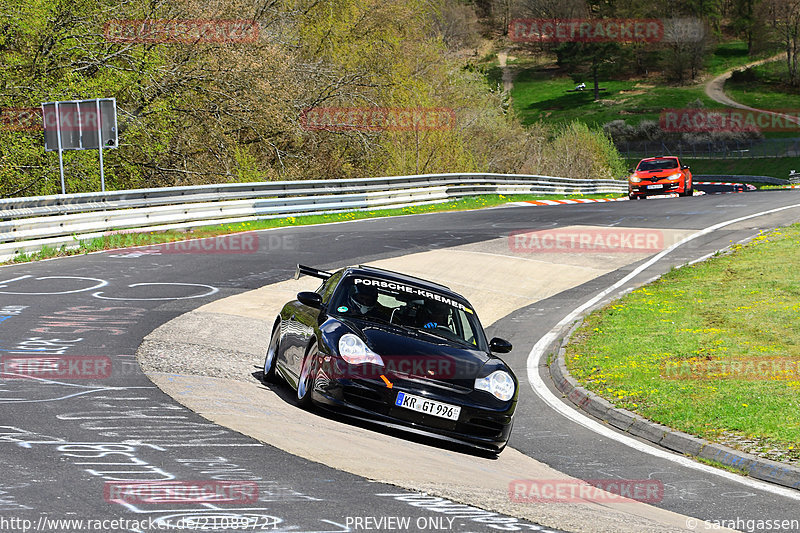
[{"x1": 353, "y1": 278, "x2": 471, "y2": 313}]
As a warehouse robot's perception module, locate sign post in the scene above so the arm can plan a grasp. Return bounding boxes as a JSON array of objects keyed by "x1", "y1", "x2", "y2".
[
  {"x1": 42, "y1": 98, "x2": 118, "y2": 194},
  {"x1": 95, "y1": 99, "x2": 105, "y2": 191}
]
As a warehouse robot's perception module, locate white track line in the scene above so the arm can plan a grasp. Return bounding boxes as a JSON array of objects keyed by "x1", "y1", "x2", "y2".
[{"x1": 526, "y1": 202, "x2": 800, "y2": 499}]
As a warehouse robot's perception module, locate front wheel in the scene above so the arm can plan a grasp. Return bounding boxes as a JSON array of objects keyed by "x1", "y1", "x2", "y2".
[
  {"x1": 263, "y1": 322, "x2": 280, "y2": 383},
  {"x1": 680, "y1": 178, "x2": 693, "y2": 197},
  {"x1": 296, "y1": 343, "x2": 317, "y2": 408}
]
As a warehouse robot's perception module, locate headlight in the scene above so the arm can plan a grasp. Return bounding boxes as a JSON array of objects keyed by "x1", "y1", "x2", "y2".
[
  {"x1": 630, "y1": 176, "x2": 641, "y2": 183},
  {"x1": 667, "y1": 172, "x2": 682, "y2": 180},
  {"x1": 338, "y1": 334, "x2": 384, "y2": 365},
  {"x1": 475, "y1": 370, "x2": 515, "y2": 401}
]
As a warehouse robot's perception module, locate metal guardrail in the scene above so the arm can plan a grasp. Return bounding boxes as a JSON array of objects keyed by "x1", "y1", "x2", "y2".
[
  {"x1": 0, "y1": 173, "x2": 626, "y2": 262},
  {"x1": 696, "y1": 174, "x2": 789, "y2": 185}
]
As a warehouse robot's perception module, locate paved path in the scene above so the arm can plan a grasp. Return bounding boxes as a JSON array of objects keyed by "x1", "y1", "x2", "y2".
[
  {"x1": 497, "y1": 50, "x2": 515, "y2": 95},
  {"x1": 704, "y1": 54, "x2": 796, "y2": 123}
]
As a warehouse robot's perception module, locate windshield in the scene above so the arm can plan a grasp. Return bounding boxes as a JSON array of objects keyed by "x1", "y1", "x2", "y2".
[
  {"x1": 330, "y1": 276, "x2": 486, "y2": 349},
  {"x1": 637, "y1": 159, "x2": 678, "y2": 171}
]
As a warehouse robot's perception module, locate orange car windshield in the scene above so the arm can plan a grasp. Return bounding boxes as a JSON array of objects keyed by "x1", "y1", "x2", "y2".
[{"x1": 637, "y1": 159, "x2": 678, "y2": 171}]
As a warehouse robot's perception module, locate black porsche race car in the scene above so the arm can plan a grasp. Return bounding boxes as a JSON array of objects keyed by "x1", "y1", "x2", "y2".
[{"x1": 263, "y1": 264, "x2": 518, "y2": 453}]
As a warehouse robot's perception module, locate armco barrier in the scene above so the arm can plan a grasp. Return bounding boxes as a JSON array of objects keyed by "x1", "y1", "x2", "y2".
[
  {"x1": 0, "y1": 173, "x2": 626, "y2": 261},
  {"x1": 695, "y1": 174, "x2": 788, "y2": 186}
]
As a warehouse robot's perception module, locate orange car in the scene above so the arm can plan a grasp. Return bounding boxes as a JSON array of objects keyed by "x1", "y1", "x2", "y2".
[{"x1": 628, "y1": 156, "x2": 693, "y2": 199}]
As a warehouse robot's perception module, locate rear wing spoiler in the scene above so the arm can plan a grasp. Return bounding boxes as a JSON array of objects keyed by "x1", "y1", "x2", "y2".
[{"x1": 294, "y1": 264, "x2": 332, "y2": 281}]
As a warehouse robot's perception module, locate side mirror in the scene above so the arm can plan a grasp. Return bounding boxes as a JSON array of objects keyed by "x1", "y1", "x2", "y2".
[
  {"x1": 489, "y1": 337, "x2": 513, "y2": 354},
  {"x1": 297, "y1": 291, "x2": 323, "y2": 309},
  {"x1": 628, "y1": 168, "x2": 635, "y2": 173},
  {"x1": 681, "y1": 165, "x2": 690, "y2": 170}
]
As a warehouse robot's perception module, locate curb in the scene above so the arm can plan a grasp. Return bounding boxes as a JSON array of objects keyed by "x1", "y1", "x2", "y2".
[
  {"x1": 695, "y1": 181, "x2": 757, "y2": 192},
  {"x1": 511, "y1": 184, "x2": 760, "y2": 208},
  {"x1": 549, "y1": 319, "x2": 800, "y2": 492},
  {"x1": 522, "y1": 197, "x2": 629, "y2": 206}
]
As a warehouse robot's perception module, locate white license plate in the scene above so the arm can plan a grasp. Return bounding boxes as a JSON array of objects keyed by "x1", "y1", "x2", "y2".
[
  {"x1": 395, "y1": 392, "x2": 461, "y2": 421},
  {"x1": 646, "y1": 184, "x2": 663, "y2": 189}
]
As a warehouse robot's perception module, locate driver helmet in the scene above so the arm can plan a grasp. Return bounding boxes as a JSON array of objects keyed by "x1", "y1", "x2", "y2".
[
  {"x1": 349, "y1": 284, "x2": 378, "y2": 314},
  {"x1": 422, "y1": 300, "x2": 449, "y2": 329}
]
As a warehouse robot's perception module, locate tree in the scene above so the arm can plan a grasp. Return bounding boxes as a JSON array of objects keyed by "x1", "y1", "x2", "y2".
[
  {"x1": 734, "y1": 0, "x2": 763, "y2": 53},
  {"x1": 765, "y1": 0, "x2": 800, "y2": 86},
  {"x1": 557, "y1": 42, "x2": 622, "y2": 100}
]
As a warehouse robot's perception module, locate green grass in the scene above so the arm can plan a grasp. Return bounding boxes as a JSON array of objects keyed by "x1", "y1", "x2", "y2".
[
  {"x1": 695, "y1": 456, "x2": 750, "y2": 475},
  {"x1": 565, "y1": 225, "x2": 800, "y2": 465},
  {"x1": 4, "y1": 192, "x2": 625, "y2": 265},
  {"x1": 510, "y1": 72, "x2": 720, "y2": 128},
  {"x1": 507, "y1": 41, "x2": 778, "y2": 130},
  {"x1": 726, "y1": 60, "x2": 800, "y2": 111},
  {"x1": 706, "y1": 41, "x2": 783, "y2": 76}
]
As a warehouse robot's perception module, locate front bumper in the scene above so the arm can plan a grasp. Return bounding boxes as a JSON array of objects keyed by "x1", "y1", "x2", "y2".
[
  {"x1": 629, "y1": 179, "x2": 683, "y2": 196},
  {"x1": 311, "y1": 367, "x2": 515, "y2": 451}
]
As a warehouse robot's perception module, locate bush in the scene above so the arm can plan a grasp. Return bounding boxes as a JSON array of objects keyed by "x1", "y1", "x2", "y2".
[
  {"x1": 521, "y1": 121, "x2": 626, "y2": 179},
  {"x1": 603, "y1": 119, "x2": 661, "y2": 143}
]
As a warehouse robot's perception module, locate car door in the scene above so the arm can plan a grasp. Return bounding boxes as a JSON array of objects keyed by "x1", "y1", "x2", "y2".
[{"x1": 281, "y1": 270, "x2": 343, "y2": 385}]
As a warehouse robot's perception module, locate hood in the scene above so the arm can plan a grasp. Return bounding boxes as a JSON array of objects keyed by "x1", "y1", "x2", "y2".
[
  {"x1": 337, "y1": 318, "x2": 491, "y2": 388},
  {"x1": 633, "y1": 168, "x2": 681, "y2": 180}
]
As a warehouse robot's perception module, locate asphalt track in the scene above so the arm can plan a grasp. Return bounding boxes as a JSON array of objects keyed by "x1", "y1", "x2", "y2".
[{"x1": 1, "y1": 185, "x2": 799, "y2": 533}]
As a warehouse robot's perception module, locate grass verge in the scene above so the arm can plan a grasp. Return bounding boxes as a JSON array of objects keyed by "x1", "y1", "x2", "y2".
[
  {"x1": 3, "y1": 192, "x2": 624, "y2": 265},
  {"x1": 565, "y1": 224, "x2": 800, "y2": 466}
]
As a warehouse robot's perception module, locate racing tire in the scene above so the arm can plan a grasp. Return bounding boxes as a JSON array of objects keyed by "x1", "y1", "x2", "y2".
[
  {"x1": 296, "y1": 343, "x2": 317, "y2": 408},
  {"x1": 263, "y1": 322, "x2": 281, "y2": 383}
]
